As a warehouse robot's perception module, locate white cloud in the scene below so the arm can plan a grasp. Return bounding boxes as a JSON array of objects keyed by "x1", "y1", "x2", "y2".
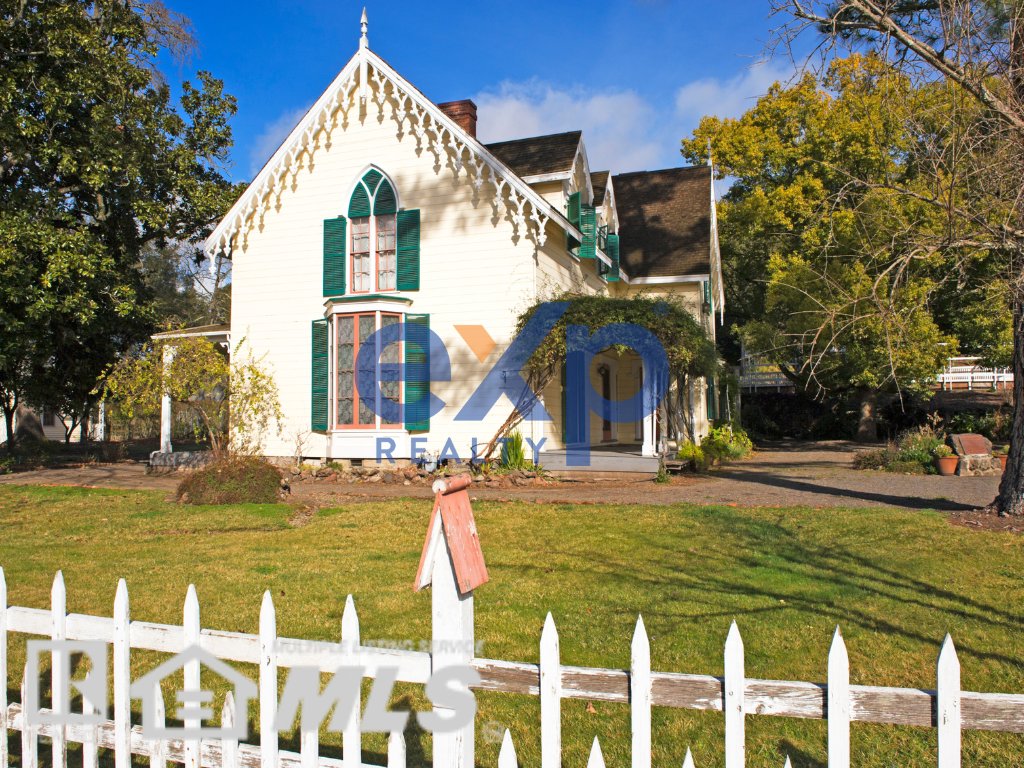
[
  {"x1": 674, "y1": 61, "x2": 793, "y2": 129},
  {"x1": 474, "y1": 81, "x2": 667, "y2": 174},
  {"x1": 248, "y1": 105, "x2": 310, "y2": 178},
  {"x1": 473, "y1": 63, "x2": 792, "y2": 176}
]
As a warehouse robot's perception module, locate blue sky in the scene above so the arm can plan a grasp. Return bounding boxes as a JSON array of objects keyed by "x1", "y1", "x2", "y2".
[{"x1": 164, "y1": 1, "x2": 790, "y2": 182}]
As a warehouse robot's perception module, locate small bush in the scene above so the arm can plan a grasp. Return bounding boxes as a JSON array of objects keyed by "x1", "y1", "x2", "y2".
[
  {"x1": 500, "y1": 430, "x2": 528, "y2": 470},
  {"x1": 887, "y1": 459, "x2": 928, "y2": 475},
  {"x1": 853, "y1": 447, "x2": 895, "y2": 470},
  {"x1": 176, "y1": 457, "x2": 283, "y2": 505},
  {"x1": 701, "y1": 425, "x2": 753, "y2": 465},
  {"x1": 676, "y1": 441, "x2": 707, "y2": 471}
]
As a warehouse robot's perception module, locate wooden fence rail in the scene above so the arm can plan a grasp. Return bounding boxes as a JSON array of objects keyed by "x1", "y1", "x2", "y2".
[{"x1": 3, "y1": 562, "x2": 1023, "y2": 768}]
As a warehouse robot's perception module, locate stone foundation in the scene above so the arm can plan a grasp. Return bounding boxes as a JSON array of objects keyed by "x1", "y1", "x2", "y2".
[
  {"x1": 148, "y1": 450, "x2": 215, "y2": 473},
  {"x1": 957, "y1": 454, "x2": 1003, "y2": 477}
]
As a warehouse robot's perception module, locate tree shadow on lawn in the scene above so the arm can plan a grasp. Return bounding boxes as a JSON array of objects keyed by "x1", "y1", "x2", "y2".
[
  {"x1": 527, "y1": 507, "x2": 1023, "y2": 671},
  {"x1": 711, "y1": 467, "x2": 981, "y2": 512}
]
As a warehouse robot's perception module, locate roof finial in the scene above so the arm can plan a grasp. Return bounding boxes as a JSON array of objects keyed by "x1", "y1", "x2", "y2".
[{"x1": 360, "y1": 7, "x2": 368, "y2": 49}]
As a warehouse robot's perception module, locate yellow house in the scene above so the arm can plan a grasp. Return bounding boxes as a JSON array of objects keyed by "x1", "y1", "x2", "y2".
[{"x1": 196, "y1": 15, "x2": 724, "y2": 471}]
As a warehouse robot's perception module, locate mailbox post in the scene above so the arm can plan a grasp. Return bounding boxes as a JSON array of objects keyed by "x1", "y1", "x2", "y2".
[{"x1": 414, "y1": 474, "x2": 488, "y2": 768}]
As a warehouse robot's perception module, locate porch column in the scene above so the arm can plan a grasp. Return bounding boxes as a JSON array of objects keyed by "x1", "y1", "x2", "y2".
[
  {"x1": 160, "y1": 345, "x2": 175, "y2": 454},
  {"x1": 641, "y1": 360, "x2": 656, "y2": 457},
  {"x1": 96, "y1": 401, "x2": 106, "y2": 441}
]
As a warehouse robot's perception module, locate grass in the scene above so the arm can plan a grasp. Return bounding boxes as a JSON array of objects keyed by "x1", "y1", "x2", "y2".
[{"x1": 1, "y1": 485, "x2": 1023, "y2": 767}]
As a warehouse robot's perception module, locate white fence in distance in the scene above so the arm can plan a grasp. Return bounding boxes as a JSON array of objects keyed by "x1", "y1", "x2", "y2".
[{"x1": 3, "y1": 568, "x2": 1024, "y2": 768}]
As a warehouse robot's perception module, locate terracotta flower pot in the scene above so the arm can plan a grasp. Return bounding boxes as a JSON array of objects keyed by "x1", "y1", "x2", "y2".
[
  {"x1": 997, "y1": 454, "x2": 1008, "y2": 471},
  {"x1": 935, "y1": 455, "x2": 959, "y2": 476}
]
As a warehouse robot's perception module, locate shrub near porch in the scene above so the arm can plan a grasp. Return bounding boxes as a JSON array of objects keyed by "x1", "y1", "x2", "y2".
[{"x1": 1, "y1": 486, "x2": 1023, "y2": 767}]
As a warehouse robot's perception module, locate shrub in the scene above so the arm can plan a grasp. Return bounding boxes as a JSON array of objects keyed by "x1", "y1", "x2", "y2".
[
  {"x1": 893, "y1": 426, "x2": 943, "y2": 473},
  {"x1": 701, "y1": 425, "x2": 753, "y2": 465},
  {"x1": 176, "y1": 457, "x2": 283, "y2": 505},
  {"x1": 887, "y1": 459, "x2": 928, "y2": 475},
  {"x1": 500, "y1": 430, "x2": 528, "y2": 470},
  {"x1": 853, "y1": 446, "x2": 896, "y2": 470},
  {"x1": 676, "y1": 441, "x2": 707, "y2": 471}
]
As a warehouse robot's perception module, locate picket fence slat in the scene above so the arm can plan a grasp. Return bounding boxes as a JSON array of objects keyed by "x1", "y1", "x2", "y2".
[
  {"x1": 827, "y1": 627, "x2": 850, "y2": 768},
  {"x1": 497, "y1": 730, "x2": 516, "y2": 768},
  {"x1": 937, "y1": 635, "x2": 961, "y2": 768},
  {"x1": 0, "y1": 568, "x2": 8, "y2": 768},
  {"x1": 539, "y1": 613, "x2": 561, "y2": 768},
  {"x1": 114, "y1": 579, "x2": 132, "y2": 768},
  {"x1": 4, "y1": 606, "x2": 432, "y2": 682},
  {"x1": 342, "y1": 595, "x2": 361, "y2": 768},
  {"x1": 152, "y1": 687, "x2": 168, "y2": 768},
  {"x1": 261, "y1": 591, "x2": 279, "y2": 768},
  {"x1": 387, "y1": 731, "x2": 405, "y2": 768},
  {"x1": 723, "y1": 622, "x2": 744, "y2": 768},
  {"x1": 222, "y1": 692, "x2": 238, "y2": 768},
  {"x1": 631, "y1": 615, "x2": 651, "y2": 768},
  {"x1": 681, "y1": 748, "x2": 694, "y2": 768},
  {"x1": 83, "y1": 662, "x2": 100, "y2": 768},
  {"x1": 184, "y1": 585, "x2": 202, "y2": 768},
  {"x1": 587, "y1": 737, "x2": 605, "y2": 768},
  {"x1": 51, "y1": 572, "x2": 68, "y2": 768},
  {"x1": 20, "y1": 667, "x2": 37, "y2": 768}
]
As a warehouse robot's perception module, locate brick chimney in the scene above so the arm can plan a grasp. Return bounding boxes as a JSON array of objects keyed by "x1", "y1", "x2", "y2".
[{"x1": 438, "y1": 99, "x2": 478, "y2": 138}]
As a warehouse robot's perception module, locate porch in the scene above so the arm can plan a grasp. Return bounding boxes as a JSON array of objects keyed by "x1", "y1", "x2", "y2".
[{"x1": 539, "y1": 443, "x2": 658, "y2": 474}]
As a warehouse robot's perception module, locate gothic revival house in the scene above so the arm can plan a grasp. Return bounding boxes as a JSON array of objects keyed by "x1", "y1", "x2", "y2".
[{"x1": 198, "y1": 17, "x2": 723, "y2": 469}]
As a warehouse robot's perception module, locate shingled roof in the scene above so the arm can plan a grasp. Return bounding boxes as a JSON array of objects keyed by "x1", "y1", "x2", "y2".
[
  {"x1": 612, "y1": 166, "x2": 712, "y2": 278},
  {"x1": 484, "y1": 131, "x2": 581, "y2": 178},
  {"x1": 590, "y1": 171, "x2": 609, "y2": 206}
]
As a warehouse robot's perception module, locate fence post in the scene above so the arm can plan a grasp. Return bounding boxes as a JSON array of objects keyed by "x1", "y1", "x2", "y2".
[
  {"x1": 114, "y1": 579, "x2": 131, "y2": 768},
  {"x1": 937, "y1": 635, "x2": 961, "y2": 768},
  {"x1": 498, "y1": 730, "x2": 517, "y2": 768},
  {"x1": 183, "y1": 585, "x2": 201, "y2": 768},
  {"x1": 51, "y1": 572, "x2": 67, "y2": 768},
  {"x1": 723, "y1": 622, "x2": 745, "y2": 768},
  {"x1": 21, "y1": 664, "x2": 37, "y2": 768},
  {"x1": 341, "y1": 595, "x2": 362, "y2": 768},
  {"x1": 540, "y1": 613, "x2": 561, "y2": 768},
  {"x1": 827, "y1": 627, "x2": 850, "y2": 768},
  {"x1": 0, "y1": 567, "x2": 7, "y2": 768},
  {"x1": 631, "y1": 615, "x2": 651, "y2": 768},
  {"x1": 260, "y1": 591, "x2": 279, "y2": 768},
  {"x1": 222, "y1": 691, "x2": 238, "y2": 768},
  {"x1": 430, "y1": 526, "x2": 475, "y2": 768}
]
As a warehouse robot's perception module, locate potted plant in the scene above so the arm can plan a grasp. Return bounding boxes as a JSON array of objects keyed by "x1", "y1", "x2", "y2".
[
  {"x1": 934, "y1": 444, "x2": 959, "y2": 476},
  {"x1": 994, "y1": 444, "x2": 1010, "y2": 471}
]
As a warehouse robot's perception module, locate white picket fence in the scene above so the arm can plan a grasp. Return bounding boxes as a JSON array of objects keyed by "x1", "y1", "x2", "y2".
[
  {"x1": 937, "y1": 357, "x2": 1013, "y2": 391},
  {"x1": 2, "y1": 568, "x2": 1023, "y2": 768}
]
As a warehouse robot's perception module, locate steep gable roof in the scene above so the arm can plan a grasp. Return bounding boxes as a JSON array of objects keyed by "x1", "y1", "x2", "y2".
[
  {"x1": 484, "y1": 131, "x2": 582, "y2": 179},
  {"x1": 612, "y1": 166, "x2": 713, "y2": 278},
  {"x1": 590, "y1": 171, "x2": 609, "y2": 206},
  {"x1": 204, "y1": 47, "x2": 583, "y2": 256}
]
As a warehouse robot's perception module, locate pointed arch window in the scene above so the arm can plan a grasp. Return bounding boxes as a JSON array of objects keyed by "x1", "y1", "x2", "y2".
[{"x1": 348, "y1": 169, "x2": 400, "y2": 293}]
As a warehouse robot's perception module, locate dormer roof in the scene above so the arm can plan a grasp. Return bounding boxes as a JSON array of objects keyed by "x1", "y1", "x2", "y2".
[{"x1": 484, "y1": 131, "x2": 582, "y2": 179}]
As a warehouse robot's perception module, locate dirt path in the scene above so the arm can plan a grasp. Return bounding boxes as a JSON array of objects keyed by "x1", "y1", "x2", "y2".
[{"x1": 1, "y1": 441, "x2": 1002, "y2": 513}]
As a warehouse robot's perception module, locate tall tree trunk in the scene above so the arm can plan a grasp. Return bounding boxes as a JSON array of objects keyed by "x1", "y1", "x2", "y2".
[
  {"x1": 855, "y1": 389, "x2": 878, "y2": 443},
  {"x1": 996, "y1": 296, "x2": 1024, "y2": 515}
]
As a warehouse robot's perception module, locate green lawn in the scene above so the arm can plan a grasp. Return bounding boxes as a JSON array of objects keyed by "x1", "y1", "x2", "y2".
[{"x1": 1, "y1": 485, "x2": 1023, "y2": 767}]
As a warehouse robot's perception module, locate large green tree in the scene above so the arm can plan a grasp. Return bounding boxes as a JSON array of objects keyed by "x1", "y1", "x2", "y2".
[
  {"x1": 769, "y1": 3, "x2": 1024, "y2": 511},
  {"x1": 684, "y1": 55, "x2": 980, "y2": 440},
  {"x1": 0, "y1": 0, "x2": 239, "y2": 445}
]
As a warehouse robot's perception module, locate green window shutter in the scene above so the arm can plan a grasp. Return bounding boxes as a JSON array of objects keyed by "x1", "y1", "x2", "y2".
[
  {"x1": 349, "y1": 183, "x2": 371, "y2": 217},
  {"x1": 323, "y1": 217, "x2": 347, "y2": 295},
  {"x1": 706, "y1": 378, "x2": 717, "y2": 421},
  {"x1": 579, "y1": 204, "x2": 597, "y2": 259},
  {"x1": 566, "y1": 191, "x2": 580, "y2": 226},
  {"x1": 311, "y1": 319, "x2": 329, "y2": 433},
  {"x1": 396, "y1": 209, "x2": 421, "y2": 291},
  {"x1": 362, "y1": 168, "x2": 383, "y2": 194},
  {"x1": 404, "y1": 314, "x2": 430, "y2": 432},
  {"x1": 374, "y1": 180, "x2": 397, "y2": 215},
  {"x1": 606, "y1": 234, "x2": 620, "y2": 282}
]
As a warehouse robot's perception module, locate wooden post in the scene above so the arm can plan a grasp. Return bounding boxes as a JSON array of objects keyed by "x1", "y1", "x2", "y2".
[
  {"x1": 631, "y1": 615, "x2": 651, "y2": 768},
  {"x1": 431, "y1": 530, "x2": 474, "y2": 768},
  {"x1": 113, "y1": 579, "x2": 131, "y2": 768},
  {"x1": 51, "y1": 572, "x2": 67, "y2": 768},
  {"x1": 937, "y1": 635, "x2": 961, "y2": 768},
  {"x1": 183, "y1": 585, "x2": 201, "y2": 768},
  {"x1": 827, "y1": 627, "x2": 850, "y2": 768},
  {"x1": 160, "y1": 345, "x2": 175, "y2": 454},
  {"x1": 723, "y1": 622, "x2": 745, "y2": 768},
  {"x1": 540, "y1": 613, "x2": 561, "y2": 768},
  {"x1": 260, "y1": 591, "x2": 279, "y2": 768},
  {"x1": 341, "y1": 595, "x2": 361, "y2": 768}
]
